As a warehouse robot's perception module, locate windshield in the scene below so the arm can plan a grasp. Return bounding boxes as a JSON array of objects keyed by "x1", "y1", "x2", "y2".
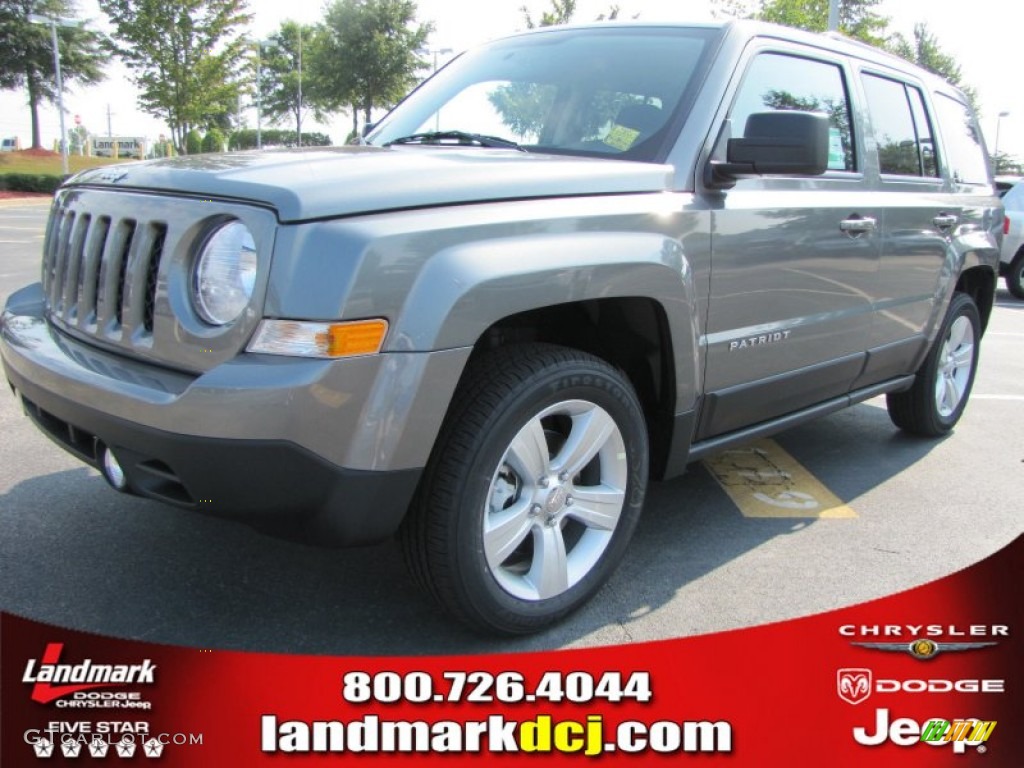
[{"x1": 368, "y1": 26, "x2": 718, "y2": 162}]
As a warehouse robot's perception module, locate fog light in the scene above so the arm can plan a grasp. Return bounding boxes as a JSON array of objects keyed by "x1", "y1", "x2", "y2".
[{"x1": 101, "y1": 447, "x2": 128, "y2": 491}]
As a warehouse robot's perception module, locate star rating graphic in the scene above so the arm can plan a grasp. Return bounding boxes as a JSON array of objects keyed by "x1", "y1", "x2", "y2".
[
  {"x1": 33, "y1": 737, "x2": 55, "y2": 758},
  {"x1": 89, "y1": 737, "x2": 111, "y2": 758},
  {"x1": 115, "y1": 738, "x2": 137, "y2": 758},
  {"x1": 143, "y1": 738, "x2": 165, "y2": 758},
  {"x1": 61, "y1": 739, "x2": 83, "y2": 758}
]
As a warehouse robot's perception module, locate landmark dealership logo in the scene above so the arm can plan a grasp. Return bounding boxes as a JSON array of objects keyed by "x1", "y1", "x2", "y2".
[{"x1": 22, "y1": 643, "x2": 156, "y2": 704}]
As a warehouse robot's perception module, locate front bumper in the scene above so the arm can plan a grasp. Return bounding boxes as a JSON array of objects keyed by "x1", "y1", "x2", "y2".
[{"x1": 1, "y1": 284, "x2": 471, "y2": 545}]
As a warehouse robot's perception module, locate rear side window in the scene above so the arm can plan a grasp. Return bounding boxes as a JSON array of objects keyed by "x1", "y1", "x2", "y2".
[
  {"x1": 730, "y1": 52, "x2": 854, "y2": 171},
  {"x1": 861, "y1": 74, "x2": 939, "y2": 177},
  {"x1": 934, "y1": 93, "x2": 989, "y2": 184}
]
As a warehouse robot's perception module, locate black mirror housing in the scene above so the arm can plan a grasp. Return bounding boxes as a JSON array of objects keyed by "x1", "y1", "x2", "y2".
[{"x1": 707, "y1": 111, "x2": 831, "y2": 188}]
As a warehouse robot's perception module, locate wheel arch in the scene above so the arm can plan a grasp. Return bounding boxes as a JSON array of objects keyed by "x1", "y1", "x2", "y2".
[
  {"x1": 955, "y1": 265, "x2": 996, "y2": 334},
  {"x1": 466, "y1": 298, "x2": 679, "y2": 480}
]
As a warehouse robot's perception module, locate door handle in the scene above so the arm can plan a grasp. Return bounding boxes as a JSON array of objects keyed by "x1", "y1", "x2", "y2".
[
  {"x1": 839, "y1": 216, "x2": 877, "y2": 236},
  {"x1": 933, "y1": 213, "x2": 959, "y2": 231}
]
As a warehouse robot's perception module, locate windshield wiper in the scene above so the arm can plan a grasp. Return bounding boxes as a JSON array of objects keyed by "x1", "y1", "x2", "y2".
[{"x1": 384, "y1": 131, "x2": 527, "y2": 152}]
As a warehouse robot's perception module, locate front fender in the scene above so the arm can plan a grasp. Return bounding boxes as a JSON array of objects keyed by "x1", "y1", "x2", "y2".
[{"x1": 388, "y1": 230, "x2": 702, "y2": 411}]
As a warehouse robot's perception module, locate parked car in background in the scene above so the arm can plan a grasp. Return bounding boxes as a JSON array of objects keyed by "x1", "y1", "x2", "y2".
[
  {"x1": 995, "y1": 175, "x2": 1023, "y2": 197},
  {"x1": 1000, "y1": 181, "x2": 1024, "y2": 298},
  {"x1": 0, "y1": 137, "x2": 20, "y2": 152}
]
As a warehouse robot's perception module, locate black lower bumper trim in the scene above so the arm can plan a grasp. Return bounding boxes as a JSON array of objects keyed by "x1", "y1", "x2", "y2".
[{"x1": 12, "y1": 383, "x2": 420, "y2": 547}]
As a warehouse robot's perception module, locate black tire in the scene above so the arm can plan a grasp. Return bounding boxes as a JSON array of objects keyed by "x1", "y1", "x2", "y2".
[
  {"x1": 886, "y1": 292, "x2": 981, "y2": 436},
  {"x1": 400, "y1": 343, "x2": 649, "y2": 635},
  {"x1": 1007, "y1": 250, "x2": 1024, "y2": 299}
]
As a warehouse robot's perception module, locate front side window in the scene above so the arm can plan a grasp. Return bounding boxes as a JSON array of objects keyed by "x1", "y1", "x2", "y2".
[
  {"x1": 368, "y1": 28, "x2": 716, "y2": 161},
  {"x1": 729, "y1": 52, "x2": 854, "y2": 171}
]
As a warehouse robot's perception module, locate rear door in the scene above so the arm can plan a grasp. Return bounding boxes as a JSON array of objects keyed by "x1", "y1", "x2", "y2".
[
  {"x1": 699, "y1": 45, "x2": 879, "y2": 438},
  {"x1": 851, "y1": 70, "x2": 949, "y2": 387}
]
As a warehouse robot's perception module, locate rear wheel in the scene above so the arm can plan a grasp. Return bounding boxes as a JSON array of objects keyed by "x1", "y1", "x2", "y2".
[
  {"x1": 1007, "y1": 250, "x2": 1024, "y2": 299},
  {"x1": 886, "y1": 292, "x2": 980, "y2": 436},
  {"x1": 401, "y1": 344, "x2": 648, "y2": 634}
]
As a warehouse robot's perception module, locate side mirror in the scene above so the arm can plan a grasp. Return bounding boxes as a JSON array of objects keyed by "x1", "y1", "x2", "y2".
[{"x1": 706, "y1": 111, "x2": 830, "y2": 189}]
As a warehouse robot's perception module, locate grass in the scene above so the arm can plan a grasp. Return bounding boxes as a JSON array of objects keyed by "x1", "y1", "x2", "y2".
[{"x1": 0, "y1": 152, "x2": 136, "y2": 176}]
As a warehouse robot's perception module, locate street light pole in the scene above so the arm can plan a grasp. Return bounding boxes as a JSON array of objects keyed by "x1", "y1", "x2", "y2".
[
  {"x1": 994, "y1": 111, "x2": 1010, "y2": 174},
  {"x1": 426, "y1": 47, "x2": 452, "y2": 132},
  {"x1": 29, "y1": 14, "x2": 76, "y2": 176},
  {"x1": 296, "y1": 26, "x2": 303, "y2": 148}
]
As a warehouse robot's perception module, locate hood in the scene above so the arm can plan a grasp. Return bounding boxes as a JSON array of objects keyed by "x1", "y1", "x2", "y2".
[{"x1": 68, "y1": 146, "x2": 674, "y2": 223}]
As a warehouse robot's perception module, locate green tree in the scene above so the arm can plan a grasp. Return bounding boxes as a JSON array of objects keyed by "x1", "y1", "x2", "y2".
[
  {"x1": 888, "y1": 23, "x2": 979, "y2": 111},
  {"x1": 185, "y1": 129, "x2": 202, "y2": 155},
  {"x1": 0, "y1": 0, "x2": 106, "y2": 149},
  {"x1": 258, "y1": 21, "x2": 326, "y2": 145},
  {"x1": 520, "y1": 0, "x2": 575, "y2": 28},
  {"x1": 520, "y1": 1, "x2": 624, "y2": 27},
  {"x1": 992, "y1": 151, "x2": 1023, "y2": 176},
  {"x1": 201, "y1": 127, "x2": 225, "y2": 152},
  {"x1": 98, "y1": 0, "x2": 252, "y2": 153},
  {"x1": 755, "y1": 0, "x2": 889, "y2": 45},
  {"x1": 229, "y1": 127, "x2": 330, "y2": 150},
  {"x1": 312, "y1": 0, "x2": 432, "y2": 138}
]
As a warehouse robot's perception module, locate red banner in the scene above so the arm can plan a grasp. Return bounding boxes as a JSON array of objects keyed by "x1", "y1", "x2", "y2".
[{"x1": 3, "y1": 535, "x2": 1020, "y2": 765}]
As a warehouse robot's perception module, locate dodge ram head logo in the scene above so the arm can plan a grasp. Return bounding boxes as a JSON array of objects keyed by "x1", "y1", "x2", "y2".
[{"x1": 838, "y1": 669, "x2": 873, "y2": 705}]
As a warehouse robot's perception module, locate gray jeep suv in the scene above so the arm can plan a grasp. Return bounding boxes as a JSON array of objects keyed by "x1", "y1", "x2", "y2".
[{"x1": 0, "y1": 21, "x2": 1001, "y2": 633}]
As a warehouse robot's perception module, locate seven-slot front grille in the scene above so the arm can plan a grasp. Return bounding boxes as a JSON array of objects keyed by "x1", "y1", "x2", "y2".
[
  {"x1": 42, "y1": 202, "x2": 167, "y2": 342},
  {"x1": 42, "y1": 204, "x2": 167, "y2": 342},
  {"x1": 35, "y1": 188, "x2": 274, "y2": 373}
]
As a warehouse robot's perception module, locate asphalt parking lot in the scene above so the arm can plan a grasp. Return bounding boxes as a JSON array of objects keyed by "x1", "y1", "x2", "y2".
[{"x1": 1, "y1": 199, "x2": 1021, "y2": 655}]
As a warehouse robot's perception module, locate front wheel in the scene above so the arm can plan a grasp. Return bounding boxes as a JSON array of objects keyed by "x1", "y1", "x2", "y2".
[
  {"x1": 401, "y1": 344, "x2": 649, "y2": 634},
  {"x1": 886, "y1": 292, "x2": 981, "y2": 436}
]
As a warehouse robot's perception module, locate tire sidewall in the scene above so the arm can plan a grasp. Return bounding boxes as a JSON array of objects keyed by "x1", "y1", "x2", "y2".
[
  {"x1": 922, "y1": 293, "x2": 981, "y2": 431},
  {"x1": 1009, "y1": 252, "x2": 1024, "y2": 299},
  {"x1": 451, "y1": 359, "x2": 648, "y2": 630}
]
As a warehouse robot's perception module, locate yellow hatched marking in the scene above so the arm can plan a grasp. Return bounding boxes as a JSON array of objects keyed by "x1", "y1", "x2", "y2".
[{"x1": 703, "y1": 438, "x2": 857, "y2": 518}]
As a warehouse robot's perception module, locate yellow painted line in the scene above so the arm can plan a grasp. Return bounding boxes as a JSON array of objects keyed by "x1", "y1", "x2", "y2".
[{"x1": 703, "y1": 438, "x2": 857, "y2": 518}]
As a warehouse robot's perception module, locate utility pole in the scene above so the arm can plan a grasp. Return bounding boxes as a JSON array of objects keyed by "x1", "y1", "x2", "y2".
[
  {"x1": 994, "y1": 111, "x2": 1010, "y2": 174},
  {"x1": 827, "y1": 0, "x2": 839, "y2": 31},
  {"x1": 107, "y1": 104, "x2": 113, "y2": 137},
  {"x1": 256, "y1": 42, "x2": 263, "y2": 150}
]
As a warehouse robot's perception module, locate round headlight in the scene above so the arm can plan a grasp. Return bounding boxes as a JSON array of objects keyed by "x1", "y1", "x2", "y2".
[{"x1": 192, "y1": 221, "x2": 257, "y2": 325}]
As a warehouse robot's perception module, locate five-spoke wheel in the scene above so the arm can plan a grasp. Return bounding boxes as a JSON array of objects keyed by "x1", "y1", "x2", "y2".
[{"x1": 401, "y1": 344, "x2": 647, "y2": 634}]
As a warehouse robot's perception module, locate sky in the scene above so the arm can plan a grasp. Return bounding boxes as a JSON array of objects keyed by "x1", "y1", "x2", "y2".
[{"x1": 1, "y1": 0, "x2": 1020, "y2": 161}]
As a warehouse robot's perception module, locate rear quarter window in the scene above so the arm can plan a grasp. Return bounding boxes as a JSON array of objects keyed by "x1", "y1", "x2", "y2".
[{"x1": 934, "y1": 93, "x2": 990, "y2": 185}]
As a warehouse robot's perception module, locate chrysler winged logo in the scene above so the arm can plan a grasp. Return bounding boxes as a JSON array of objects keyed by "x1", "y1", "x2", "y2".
[
  {"x1": 837, "y1": 668, "x2": 872, "y2": 705},
  {"x1": 850, "y1": 638, "x2": 997, "y2": 660}
]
